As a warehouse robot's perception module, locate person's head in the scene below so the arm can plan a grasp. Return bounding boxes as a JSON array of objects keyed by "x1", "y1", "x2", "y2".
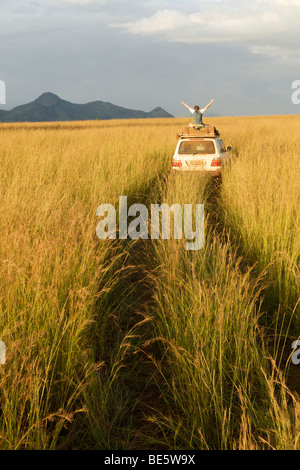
[{"x1": 194, "y1": 105, "x2": 200, "y2": 111}]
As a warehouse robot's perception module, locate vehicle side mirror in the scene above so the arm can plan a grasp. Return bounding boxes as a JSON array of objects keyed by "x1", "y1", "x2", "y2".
[{"x1": 227, "y1": 146, "x2": 232, "y2": 152}]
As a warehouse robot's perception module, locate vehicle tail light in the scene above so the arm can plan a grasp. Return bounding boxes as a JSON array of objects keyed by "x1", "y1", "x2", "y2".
[
  {"x1": 172, "y1": 159, "x2": 182, "y2": 167},
  {"x1": 211, "y1": 158, "x2": 222, "y2": 167}
]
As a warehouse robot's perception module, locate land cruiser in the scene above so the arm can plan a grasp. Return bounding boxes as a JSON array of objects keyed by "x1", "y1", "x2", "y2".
[{"x1": 172, "y1": 125, "x2": 231, "y2": 175}]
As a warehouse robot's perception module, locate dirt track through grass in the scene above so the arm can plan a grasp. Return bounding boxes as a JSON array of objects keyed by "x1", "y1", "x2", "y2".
[
  {"x1": 75, "y1": 179, "x2": 172, "y2": 450},
  {"x1": 209, "y1": 178, "x2": 300, "y2": 395},
  {"x1": 1, "y1": 116, "x2": 300, "y2": 450}
]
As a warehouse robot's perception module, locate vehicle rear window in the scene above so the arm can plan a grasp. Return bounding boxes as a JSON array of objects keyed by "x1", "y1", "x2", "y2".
[{"x1": 178, "y1": 140, "x2": 216, "y2": 155}]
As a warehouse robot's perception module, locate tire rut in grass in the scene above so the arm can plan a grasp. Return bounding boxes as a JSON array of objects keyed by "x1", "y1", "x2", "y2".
[
  {"x1": 207, "y1": 177, "x2": 300, "y2": 396},
  {"x1": 79, "y1": 174, "x2": 172, "y2": 450}
]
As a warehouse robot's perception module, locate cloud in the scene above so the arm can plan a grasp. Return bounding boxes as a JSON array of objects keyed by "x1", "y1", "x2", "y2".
[
  {"x1": 1, "y1": 0, "x2": 299, "y2": 117},
  {"x1": 109, "y1": 0, "x2": 300, "y2": 60}
]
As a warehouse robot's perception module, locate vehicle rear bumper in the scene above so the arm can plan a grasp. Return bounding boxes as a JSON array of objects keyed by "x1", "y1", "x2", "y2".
[{"x1": 172, "y1": 167, "x2": 222, "y2": 176}]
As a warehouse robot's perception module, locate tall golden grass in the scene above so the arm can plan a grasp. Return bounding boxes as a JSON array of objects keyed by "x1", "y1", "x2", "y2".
[
  {"x1": 0, "y1": 120, "x2": 170, "y2": 448},
  {"x1": 219, "y1": 115, "x2": 300, "y2": 328},
  {"x1": 0, "y1": 115, "x2": 299, "y2": 449}
]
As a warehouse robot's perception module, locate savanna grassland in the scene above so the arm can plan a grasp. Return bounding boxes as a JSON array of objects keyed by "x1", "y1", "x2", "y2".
[{"x1": 0, "y1": 115, "x2": 299, "y2": 450}]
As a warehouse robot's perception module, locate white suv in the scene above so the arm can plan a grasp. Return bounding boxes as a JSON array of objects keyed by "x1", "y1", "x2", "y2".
[{"x1": 172, "y1": 126, "x2": 231, "y2": 176}]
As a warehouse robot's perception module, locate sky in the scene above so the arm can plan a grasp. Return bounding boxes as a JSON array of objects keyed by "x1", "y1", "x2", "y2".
[{"x1": 1, "y1": 0, "x2": 300, "y2": 117}]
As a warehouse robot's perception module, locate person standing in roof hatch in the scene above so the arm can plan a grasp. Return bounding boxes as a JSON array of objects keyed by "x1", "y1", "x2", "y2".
[{"x1": 181, "y1": 99, "x2": 215, "y2": 126}]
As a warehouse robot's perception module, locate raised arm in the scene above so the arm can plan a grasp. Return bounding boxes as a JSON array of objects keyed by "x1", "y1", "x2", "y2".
[
  {"x1": 204, "y1": 99, "x2": 215, "y2": 111},
  {"x1": 181, "y1": 100, "x2": 191, "y2": 111}
]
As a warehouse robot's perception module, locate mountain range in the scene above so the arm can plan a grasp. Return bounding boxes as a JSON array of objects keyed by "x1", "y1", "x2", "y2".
[{"x1": 0, "y1": 92, "x2": 174, "y2": 123}]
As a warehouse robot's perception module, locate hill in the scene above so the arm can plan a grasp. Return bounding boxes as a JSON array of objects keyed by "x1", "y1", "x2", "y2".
[{"x1": 0, "y1": 92, "x2": 174, "y2": 123}]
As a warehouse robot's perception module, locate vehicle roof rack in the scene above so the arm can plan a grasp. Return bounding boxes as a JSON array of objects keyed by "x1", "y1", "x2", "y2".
[{"x1": 177, "y1": 125, "x2": 220, "y2": 139}]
